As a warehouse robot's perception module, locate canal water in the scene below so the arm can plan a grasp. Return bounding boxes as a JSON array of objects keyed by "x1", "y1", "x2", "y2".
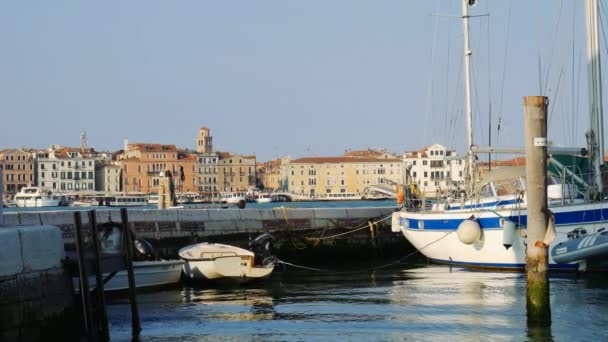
[
  {"x1": 106, "y1": 264, "x2": 608, "y2": 341},
  {"x1": 1, "y1": 199, "x2": 398, "y2": 213}
]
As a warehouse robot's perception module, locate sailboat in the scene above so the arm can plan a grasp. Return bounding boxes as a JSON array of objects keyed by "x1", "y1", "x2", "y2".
[{"x1": 391, "y1": 0, "x2": 608, "y2": 271}]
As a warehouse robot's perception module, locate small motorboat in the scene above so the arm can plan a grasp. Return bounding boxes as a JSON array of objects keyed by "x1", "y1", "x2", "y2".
[
  {"x1": 179, "y1": 233, "x2": 275, "y2": 282},
  {"x1": 73, "y1": 238, "x2": 184, "y2": 293},
  {"x1": 551, "y1": 228, "x2": 608, "y2": 265}
]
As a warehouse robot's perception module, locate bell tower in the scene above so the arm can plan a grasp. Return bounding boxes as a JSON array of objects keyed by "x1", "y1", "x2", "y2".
[{"x1": 196, "y1": 127, "x2": 213, "y2": 153}]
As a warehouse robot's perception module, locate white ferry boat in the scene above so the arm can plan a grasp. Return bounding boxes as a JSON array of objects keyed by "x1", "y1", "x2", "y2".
[
  {"x1": 220, "y1": 192, "x2": 246, "y2": 205},
  {"x1": 14, "y1": 187, "x2": 62, "y2": 208},
  {"x1": 107, "y1": 195, "x2": 149, "y2": 207}
]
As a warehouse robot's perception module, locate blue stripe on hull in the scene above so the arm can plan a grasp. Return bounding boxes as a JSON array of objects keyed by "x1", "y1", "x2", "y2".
[
  {"x1": 449, "y1": 199, "x2": 519, "y2": 210},
  {"x1": 406, "y1": 207, "x2": 608, "y2": 230},
  {"x1": 428, "y1": 258, "x2": 579, "y2": 271}
]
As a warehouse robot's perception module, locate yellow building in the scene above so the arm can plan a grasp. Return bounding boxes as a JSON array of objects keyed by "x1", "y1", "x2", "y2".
[
  {"x1": 217, "y1": 152, "x2": 256, "y2": 192},
  {"x1": 287, "y1": 157, "x2": 403, "y2": 198},
  {"x1": 256, "y1": 157, "x2": 290, "y2": 191}
]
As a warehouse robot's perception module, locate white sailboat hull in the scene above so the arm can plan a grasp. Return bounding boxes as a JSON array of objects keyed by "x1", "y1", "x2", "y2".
[{"x1": 393, "y1": 202, "x2": 608, "y2": 271}]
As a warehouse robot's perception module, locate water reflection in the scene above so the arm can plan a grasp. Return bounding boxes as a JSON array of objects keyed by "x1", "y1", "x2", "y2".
[
  {"x1": 181, "y1": 286, "x2": 276, "y2": 321},
  {"x1": 106, "y1": 265, "x2": 608, "y2": 341}
]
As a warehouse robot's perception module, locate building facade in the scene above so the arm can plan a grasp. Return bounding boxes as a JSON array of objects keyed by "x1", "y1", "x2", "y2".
[
  {"x1": 198, "y1": 152, "x2": 219, "y2": 198},
  {"x1": 121, "y1": 143, "x2": 198, "y2": 194},
  {"x1": 194, "y1": 127, "x2": 219, "y2": 198},
  {"x1": 0, "y1": 149, "x2": 36, "y2": 196},
  {"x1": 217, "y1": 153, "x2": 256, "y2": 192},
  {"x1": 287, "y1": 156, "x2": 403, "y2": 198},
  {"x1": 256, "y1": 157, "x2": 290, "y2": 191},
  {"x1": 36, "y1": 147, "x2": 97, "y2": 194},
  {"x1": 404, "y1": 143, "x2": 465, "y2": 197},
  {"x1": 95, "y1": 163, "x2": 122, "y2": 194}
]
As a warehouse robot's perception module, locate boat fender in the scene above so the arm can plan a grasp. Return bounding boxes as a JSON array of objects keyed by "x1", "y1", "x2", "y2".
[
  {"x1": 457, "y1": 218, "x2": 481, "y2": 245},
  {"x1": 501, "y1": 219, "x2": 516, "y2": 250}
]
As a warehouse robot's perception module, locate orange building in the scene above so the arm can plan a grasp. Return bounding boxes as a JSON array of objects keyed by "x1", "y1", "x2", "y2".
[
  {"x1": 121, "y1": 143, "x2": 198, "y2": 194},
  {"x1": 0, "y1": 148, "x2": 36, "y2": 197}
]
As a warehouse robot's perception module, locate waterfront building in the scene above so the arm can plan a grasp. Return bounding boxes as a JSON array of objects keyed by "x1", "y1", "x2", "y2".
[
  {"x1": 0, "y1": 148, "x2": 36, "y2": 198},
  {"x1": 95, "y1": 162, "x2": 122, "y2": 194},
  {"x1": 195, "y1": 127, "x2": 220, "y2": 199},
  {"x1": 120, "y1": 143, "x2": 198, "y2": 194},
  {"x1": 217, "y1": 152, "x2": 256, "y2": 192},
  {"x1": 287, "y1": 155, "x2": 403, "y2": 198},
  {"x1": 36, "y1": 147, "x2": 97, "y2": 194},
  {"x1": 195, "y1": 127, "x2": 213, "y2": 154},
  {"x1": 403, "y1": 144, "x2": 465, "y2": 197},
  {"x1": 256, "y1": 157, "x2": 291, "y2": 191}
]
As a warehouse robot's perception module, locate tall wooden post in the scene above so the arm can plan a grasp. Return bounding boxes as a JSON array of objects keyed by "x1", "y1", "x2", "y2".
[{"x1": 523, "y1": 96, "x2": 551, "y2": 325}]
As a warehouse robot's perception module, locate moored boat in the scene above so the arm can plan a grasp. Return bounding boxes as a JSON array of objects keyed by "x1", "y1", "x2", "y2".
[
  {"x1": 391, "y1": 0, "x2": 608, "y2": 272},
  {"x1": 179, "y1": 234, "x2": 275, "y2": 282},
  {"x1": 73, "y1": 259, "x2": 185, "y2": 292},
  {"x1": 14, "y1": 186, "x2": 62, "y2": 207},
  {"x1": 220, "y1": 191, "x2": 246, "y2": 205}
]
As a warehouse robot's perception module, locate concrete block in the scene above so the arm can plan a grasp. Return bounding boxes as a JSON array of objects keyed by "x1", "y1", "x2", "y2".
[
  {"x1": 40, "y1": 211, "x2": 75, "y2": 227},
  {"x1": 0, "y1": 228, "x2": 23, "y2": 277},
  {"x1": 18, "y1": 226, "x2": 64, "y2": 272},
  {"x1": 313, "y1": 208, "x2": 349, "y2": 219},
  {"x1": 208, "y1": 209, "x2": 242, "y2": 222},
  {"x1": 272, "y1": 207, "x2": 314, "y2": 220},
  {"x1": 176, "y1": 209, "x2": 211, "y2": 222},
  {"x1": 238, "y1": 209, "x2": 264, "y2": 221},
  {"x1": 1, "y1": 213, "x2": 19, "y2": 226},
  {"x1": 125, "y1": 209, "x2": 147, "y2": 222},
  {"x1": 15, "y1": 213, "x2": 44, "y2": 226}
]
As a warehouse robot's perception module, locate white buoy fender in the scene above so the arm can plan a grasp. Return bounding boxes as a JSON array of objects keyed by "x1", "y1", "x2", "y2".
[
  {"x1": 501, "y1": 219, "x2": 516, "y2": 250},
  {"x1": 457, "y1": 219, "x2": 481, "y2": 244}
]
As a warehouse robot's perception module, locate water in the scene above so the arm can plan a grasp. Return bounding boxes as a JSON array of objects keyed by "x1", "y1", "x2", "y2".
[
  {"x1": 1, "y1": 199, "x2": 398, "y2": 213},
  {"x1": 106, "y1": 264, "x2": 608, "y2": 341}
]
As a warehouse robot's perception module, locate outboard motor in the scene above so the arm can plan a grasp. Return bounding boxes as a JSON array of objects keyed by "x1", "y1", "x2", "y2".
[
  {"x1": 133, "y1": 239, "x2": 156, "y2": 261},
  {"x1": 249, "y1": 233, "x2": 275, "y2": 266}
]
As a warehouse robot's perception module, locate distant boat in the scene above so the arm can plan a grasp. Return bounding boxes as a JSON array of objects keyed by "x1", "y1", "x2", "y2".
[
  {"x1": 107, "y1": 194, "x2": 149, "y2": 207},
  {"x1": 176, "y1": 192, "x2": 205, "y2": 205},
  {"x1": 179, "y1": 234, "x2": 275, "y2": 283},
  {"x1": 14, "y1": 186, "x2": 62, "y2": 207},
  {"x1": 254, "y1": 193, "x2": 273, "y2": 203},
  {"x1": 220, "y1": 192, "x2": 246, "y2": 205}
]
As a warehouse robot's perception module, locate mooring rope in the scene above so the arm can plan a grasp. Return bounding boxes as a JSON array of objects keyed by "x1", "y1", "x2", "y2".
[
  {"x1": 372, "y1": 230, "x2": 456, "y2": 270},
  {"x1": 315, "y1": 213, "x2": 393, "y2": 240},
  {"x1": 276, "y1": 259, "x2": 327, "y2": 272}
]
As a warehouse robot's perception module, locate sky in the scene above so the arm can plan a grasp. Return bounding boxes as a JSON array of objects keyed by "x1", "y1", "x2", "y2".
[{"x1": 0, "y1": 1, "x2": 603, "y2": 161}]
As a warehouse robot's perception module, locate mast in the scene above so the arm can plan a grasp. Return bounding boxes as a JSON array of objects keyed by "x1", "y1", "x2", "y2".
[
  {"x1": 462, "y1": 0, "x2": 475, "y2": 192},
  {"x1": 585, "y1": 0, "x2": 605, "y2": 196}
]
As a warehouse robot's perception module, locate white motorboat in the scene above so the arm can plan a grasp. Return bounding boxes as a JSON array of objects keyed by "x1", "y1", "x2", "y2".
[
  {"x1": 14, "y1": 186, "x2": 61, "y2": 207},
  {"x1": 179, "y1": 234, "x2": 275, "y2": 282},
  {"x1": 254, "y1": 193, "x2": 273, "y2": 203},
  {"x1": 74, "y1": 259, "x2": 184, "y2": 292},
  {"x1": 107, "y1": 194, "x2": 149, "y2": 207},
  {"x1": 220, "y1": 192, "x2": 246, "y2": 205}
]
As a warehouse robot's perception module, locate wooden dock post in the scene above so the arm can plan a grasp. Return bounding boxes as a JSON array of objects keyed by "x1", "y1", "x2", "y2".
[
  {"x1": 120, "y1": 208, "x2": 142, "y2": 336},
  {"x1": 523, "y1": 96, "x2": 551, "y2": 326}
]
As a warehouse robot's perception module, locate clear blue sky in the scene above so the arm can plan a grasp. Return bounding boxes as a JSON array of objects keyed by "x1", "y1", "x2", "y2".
[{"x1": 0, "y1": 1, "x2": 600, "y2": 161}]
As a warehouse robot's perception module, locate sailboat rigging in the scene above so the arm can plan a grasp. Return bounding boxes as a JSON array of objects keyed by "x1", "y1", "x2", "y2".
[{"x1": 391, "y1": 0, "x2": 608, "y2": 271}]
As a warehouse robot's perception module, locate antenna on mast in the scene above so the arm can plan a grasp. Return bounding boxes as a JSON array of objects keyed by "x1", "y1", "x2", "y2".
[{"x1": 80, "y1": 131, "x2": 87, "y2": 152}]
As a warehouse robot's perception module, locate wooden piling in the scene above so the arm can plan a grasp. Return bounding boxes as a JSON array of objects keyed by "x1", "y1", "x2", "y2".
[
  {"x1": 88, "y1": 210, "x2": 109, "y2": 341},
  {"x1": 523, "y1": 96, "x2": 551, "y2": 325},
  {"x1": 120, "y1": 208, "x2": 141, "y2": 336},
  {"x1": 74, "y1": 211, "x2": 95, "y2": 340}
]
